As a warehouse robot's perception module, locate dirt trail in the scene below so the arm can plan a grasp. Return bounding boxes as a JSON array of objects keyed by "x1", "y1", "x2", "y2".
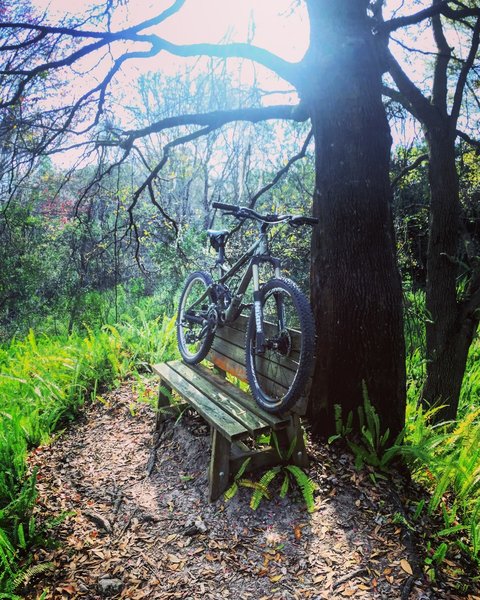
[{"x1": 26, "y1": 383, "x2": 469, "y2": 599}]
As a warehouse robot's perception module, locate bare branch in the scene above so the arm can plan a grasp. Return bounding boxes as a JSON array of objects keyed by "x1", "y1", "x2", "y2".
[
  {"x1": 156, "y1": 39, "x2": 299, "y2": 86},
  {"x1": 248, "y1": 128, "x2": 313, "y2": 208},
  {"x1": 431, "y1": 0, "x2": 451, "y2": 114},
  {"x1": 385, "y1": 50, "x2": 435, "y2": 126},
  {"x1": 128, "y1": 126, "x2": 214, "y2": 216},
  {"x1": 381, "y1": 1, "x2": 480, "y2": 34},
  {"x1": 382, "y1": 84, "x2": 411, "y2": 111},
  {"x1": 121, "y1": 105, "x2": 308, "y2": 149},
  {"x1": 0, "y1": 0, "x2": 186, "y2": 42},
  {"x1": 456, "y1": 129, "x2": 480, "y2": 151},
  {"x1": 451, "y1": 16, "x2": 480, "y2": 126}
]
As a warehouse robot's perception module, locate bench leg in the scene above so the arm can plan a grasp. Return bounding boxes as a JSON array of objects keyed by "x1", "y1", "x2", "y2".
[
  {"x1": 209, "y1": 429, "x2": 231, "y2": 501},
  {"x1": 155, "y1": 381, "x2": 173, "y2": 431}
]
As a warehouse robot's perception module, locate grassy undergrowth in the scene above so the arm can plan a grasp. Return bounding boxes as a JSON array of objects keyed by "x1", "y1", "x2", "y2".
[
  {"x1": 0, "y1": 311, "x2": 177, "y2": 596},
  {"x1": 404, "y1": 292, "x2": 480, "y2": 572}
]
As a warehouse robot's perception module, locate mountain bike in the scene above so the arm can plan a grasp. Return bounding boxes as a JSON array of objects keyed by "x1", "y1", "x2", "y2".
[{"x1": 176, "y1": 201, "x2": 318, "y2": 413}]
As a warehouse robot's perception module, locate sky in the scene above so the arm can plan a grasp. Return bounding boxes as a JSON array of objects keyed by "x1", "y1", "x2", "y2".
[
  {"x1": 32, "y1": 0, "x2": 309, "y2": 61},
  {"x1": 26, "y1": 0, "x2": 310, "y2": 167},
  {"x1": 25, "y1": 0, "x2": 460, "y2": 163}
]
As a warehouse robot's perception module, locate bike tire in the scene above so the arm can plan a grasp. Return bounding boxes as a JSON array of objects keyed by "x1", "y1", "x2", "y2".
[
  {"x1": 245, "y1": 277, "x2": 315, "y2": 413},
  {"x1": 177, "y1": 271, "x2": 215, "y2": 364}
]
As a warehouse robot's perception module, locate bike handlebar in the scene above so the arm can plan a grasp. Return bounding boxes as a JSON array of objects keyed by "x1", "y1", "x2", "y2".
[{"x1": 212, "y1": 202, "x2": 318, "y2": 227}]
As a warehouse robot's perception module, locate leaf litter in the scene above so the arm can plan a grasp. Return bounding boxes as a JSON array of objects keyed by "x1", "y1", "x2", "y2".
[{"x1": 24, "y1": 382, "x2": 478, "y2": 599}]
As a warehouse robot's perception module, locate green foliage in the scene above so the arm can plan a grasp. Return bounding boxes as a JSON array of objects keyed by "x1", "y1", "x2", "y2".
[
  {"x1": 331, "y1": 373, "x2": 480, "y2": 565},
  {"x1": 226, "y1": 431, "x2": 317, "y2": 513},
  {"x1": 224, "y1": 458, "x2": 253, "y2": 501},
  {"x1": 329, "y1": 384, "x2": 404, "y2": 471},
  {"x1": 0, "y1": 310, "x2": 176, "y2": 593}
]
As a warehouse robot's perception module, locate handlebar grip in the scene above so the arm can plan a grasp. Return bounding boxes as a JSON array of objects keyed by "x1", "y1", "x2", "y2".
[
  {"x1": 303, "y1": 217, "x2": 319, "y2": 225},
  {"x1": 212, "y1": 201, "x2": 240, "y2": 212}
]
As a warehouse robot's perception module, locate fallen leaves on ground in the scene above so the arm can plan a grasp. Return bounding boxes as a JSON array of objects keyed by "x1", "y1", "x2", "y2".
[{"x1": 23, "y1": 382, "x2": 478, "y2": 599}]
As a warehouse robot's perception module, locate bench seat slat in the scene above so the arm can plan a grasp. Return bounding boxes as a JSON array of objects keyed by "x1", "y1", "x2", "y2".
[
  {"x1": 152, "y1": 363, "x2": 247, "y2": 441},
  {"x1": 192, "y1": 363, "x2": 291, "y2": 428},
  {"x1": 169, "y1": 361, "x2": 270, "y2": 436}
]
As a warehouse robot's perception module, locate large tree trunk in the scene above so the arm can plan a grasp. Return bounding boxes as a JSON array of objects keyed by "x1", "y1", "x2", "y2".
[
  {"x1": 422, "y1": 130, "x2": 479, "y2": 421},
  {"x1": 304, "y1": 0, "x2": 406, "y2": 438}
]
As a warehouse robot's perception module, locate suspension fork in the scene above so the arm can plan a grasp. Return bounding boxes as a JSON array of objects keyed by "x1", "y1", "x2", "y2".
[{"x1": 252, "y1": 263, "x2": 265, "y2": 353}]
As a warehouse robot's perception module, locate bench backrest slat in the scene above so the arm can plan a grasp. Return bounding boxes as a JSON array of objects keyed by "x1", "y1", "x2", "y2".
[{"x1": 207, "y1": 313, "x2": 302, "y2": 398}]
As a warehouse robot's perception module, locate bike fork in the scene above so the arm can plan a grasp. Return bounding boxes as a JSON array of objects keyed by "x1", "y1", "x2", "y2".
[{"x1": 252, "y1": 264, "x2": 265, "y2": 353}]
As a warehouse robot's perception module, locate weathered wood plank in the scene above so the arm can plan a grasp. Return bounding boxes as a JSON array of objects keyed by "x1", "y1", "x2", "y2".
[
  {"x1": 155, "y1": 380, "x2": 174, "y2": 429},
  {"x1": 208, "y1": 348, "x2": 297, "y2": 403},
  {"x1": 230, "y1": 446, "x2": 281, "y2": 474},
  {"x1": 214, "y1": 320, "x2": 302, "y2": 363},
  {"x1": 191, "y1": 363, "x2": 291, "y2": 428},
  {"x1": 212, "y1": 336, "x2": 298, "y2": 377},
  {"x1": 208, "y1": 349, "x2": 248, "y2": 383},
  {"x1": 170, "y1": 362, "x2": 270, "y2": 436},
  {"x1": 209, "y1": 430, "x2": 231, "y2": 501},
  {"x1": 152, "y1": 363, "x2": 247, "y2": 441}
]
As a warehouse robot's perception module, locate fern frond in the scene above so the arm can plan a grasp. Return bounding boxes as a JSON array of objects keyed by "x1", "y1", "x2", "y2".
[
  {"x1": 280, "y1": 473, "x2": 290, "y2": 498},
  {"x1": 224, "y1": 481, "x2": 239, "y2": 501},
  {"x1": 250, "y1": 467, "x2": 280, "y2": 510},
  {"x1": 285, "y1": 465, "x2": 316, "y2": 513},
  {"x1": 12, "y1": 561, "x2": 54, "y2": 591},
  {"x1": 235, "y1": 458, "x2": 251, "y2": 480}
]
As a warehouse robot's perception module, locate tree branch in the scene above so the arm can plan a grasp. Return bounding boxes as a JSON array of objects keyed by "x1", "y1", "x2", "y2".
[
  {"x1": 456, "y1": 129, "x2": 480, "y2": 151},
  {"x1": 431, "y1": 0, "x2": 451, "y2": 115},
  {"x1": 248, "y1": 128, "x2": 313, "y2": 208},
  {"x1": 382, "y1": 84, "x2": 412, "y2": 112},
  {"x1": 391, "y1": 153, "x2": 429, "y2": 188},
  {"x1": 381, "y1": 1, "x2": 480, "y2": 34},
  {"x1": 385, "y1": 50, "x2": 435, "y2": 126},
  {"x1": 121, "y1": 105, "x2": 308, "y2": 149},
  {"x1": 155, "y1": 39, "x2": 300, "y2": 86},
  {"x1": 451, "y1": 16, "x2": 480, "y2": 127}
]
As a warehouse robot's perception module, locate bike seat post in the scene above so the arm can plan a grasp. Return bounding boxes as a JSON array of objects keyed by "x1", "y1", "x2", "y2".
[{"x1": 217, "y1": 244, "x2": 225, "y2": 266}]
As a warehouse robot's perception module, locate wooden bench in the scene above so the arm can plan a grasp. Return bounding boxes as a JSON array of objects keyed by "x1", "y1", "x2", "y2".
[{"x1": 152, "y1": 315, "x2": 309, "y2": 501}]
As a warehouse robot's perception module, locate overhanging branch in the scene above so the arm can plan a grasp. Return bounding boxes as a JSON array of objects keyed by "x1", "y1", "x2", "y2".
[
  {"x1": 121, "y1": 104, "x2": 308, "y2": 150},
  {"x1": 381, "y1": 2, "x2": 480, "y2": 34}
]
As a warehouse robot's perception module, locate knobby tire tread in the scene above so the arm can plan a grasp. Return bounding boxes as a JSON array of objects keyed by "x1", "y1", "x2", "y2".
[{"x1": 245, "y1": 277, "x2": 315, "y2": 414}]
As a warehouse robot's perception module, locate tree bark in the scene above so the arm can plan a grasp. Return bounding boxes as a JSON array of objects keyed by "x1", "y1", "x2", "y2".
[
  {"x1": 422, "y1": 129, "x2": 479, "y2": 421},
  {"x1": 303, "y1": 1, "x2": 406, "y2": 438}
]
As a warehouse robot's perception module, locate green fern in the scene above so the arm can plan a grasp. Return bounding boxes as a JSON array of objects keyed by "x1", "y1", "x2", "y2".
[
  {"x1": 11, "y1": 561, "x2": 54, "y2": 591},
  {"x1": 279, "y1": 473, "x2": 290, "y2": 499},
  {"x1": 250, "y1": 467, "x2": 281, "y2": 510},
  {"x1": 224, "y1": 458, "x2": 252, "y2": 501},
  {"x1": 285, "y1": 465, "x2": 317, "y2": 513}
]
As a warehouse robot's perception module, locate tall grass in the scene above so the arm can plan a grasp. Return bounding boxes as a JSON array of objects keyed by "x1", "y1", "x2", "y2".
[
  {"x1": 403, "y1": 289, "x2": 480, "y2": 565},
  {"x1": 0, "y1": 313, "x2": 177, "y2": 595}
]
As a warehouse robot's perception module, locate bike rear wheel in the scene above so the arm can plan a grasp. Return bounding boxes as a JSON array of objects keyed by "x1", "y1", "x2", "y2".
[
  {"x1": 177, "y1": 271, "x2": 215, "y2": 364},
  {"x1": 245, "y1": 277, "x2": 315, "y2": 413}
]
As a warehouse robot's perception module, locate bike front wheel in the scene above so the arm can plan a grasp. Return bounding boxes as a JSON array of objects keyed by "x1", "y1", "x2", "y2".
[
  {"x1": 177, "y1": 271, "x2": 215, "y2": 364},
  {"x1": 245, "y1": 277, "x2": 315, "y2": 413}
]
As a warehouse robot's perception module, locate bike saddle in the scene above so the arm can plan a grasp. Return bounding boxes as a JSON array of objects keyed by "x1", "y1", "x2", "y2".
[{"x1": 207, "y1": 229, "x2": 229, "y2": 250}]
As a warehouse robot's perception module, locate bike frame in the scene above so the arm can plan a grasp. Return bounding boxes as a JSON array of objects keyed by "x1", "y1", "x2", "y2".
[
  {"x1": 185, "y1": 223, "x2": 283, "y2": 349},
  {"x1": 219, "y1": 225, "x2": 281, "y2": 322}
]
